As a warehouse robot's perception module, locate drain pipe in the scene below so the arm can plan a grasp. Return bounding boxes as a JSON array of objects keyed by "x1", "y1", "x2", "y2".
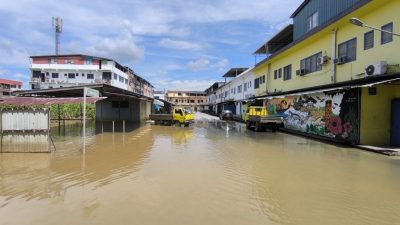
[{"x1": 331, "y1": 28, "x2": 338, "y2": 83}]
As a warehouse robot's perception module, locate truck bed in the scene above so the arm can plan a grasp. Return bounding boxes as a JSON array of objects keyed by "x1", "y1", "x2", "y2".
[
  {"x1": 149, "y1": 114, "x2": 173, "y2": 121},
  {"x1": 248, "y1": 115, "x2": 284, "y2": 124}
]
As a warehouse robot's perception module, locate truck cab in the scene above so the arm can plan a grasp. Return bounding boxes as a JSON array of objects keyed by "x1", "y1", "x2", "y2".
[
  {"x1": 243, "y1": 106, "x2": 268, "y2": 122},
  {"x1": 173, "y1": 107, "x2": 194, "y2": 125}
]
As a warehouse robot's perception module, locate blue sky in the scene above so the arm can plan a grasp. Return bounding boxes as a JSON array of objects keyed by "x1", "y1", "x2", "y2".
[{"x1": 0, "y1": 0, "x2": 303, "y2": 91}]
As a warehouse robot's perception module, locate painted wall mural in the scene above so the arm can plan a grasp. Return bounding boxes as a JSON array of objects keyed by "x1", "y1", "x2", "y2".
[{"x1": 265, "y1": 88, "x2": 360, "y2": 144}]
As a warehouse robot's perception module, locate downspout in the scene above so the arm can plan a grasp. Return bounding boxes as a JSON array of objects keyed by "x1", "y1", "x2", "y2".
[{"x1": 331, "y1": 28, "x2": 338, "y2": 83}]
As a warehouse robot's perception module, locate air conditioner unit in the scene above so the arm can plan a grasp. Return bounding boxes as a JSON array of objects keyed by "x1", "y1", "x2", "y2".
[
  {"x1": 334, "y1": 57, "x2": 347, "y2": 65},
  {"x1": 365, "y1": 61, "x2": 388, "y2": 76},
  {"x1": 296, "y1": 69, "x2": 306, "y2": 76},
  {"x1": 317, "y1": 56, "x2": 330, "y2": 66}
]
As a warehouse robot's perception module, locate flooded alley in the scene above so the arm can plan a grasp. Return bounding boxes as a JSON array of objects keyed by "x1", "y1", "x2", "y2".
[{"x1": 1, "y1": 113, "x2": 400, "y2": 225}]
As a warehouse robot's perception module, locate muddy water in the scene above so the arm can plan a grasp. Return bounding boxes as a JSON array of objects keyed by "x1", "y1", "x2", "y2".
[{"x1": 1, "y1": 115, "x2": 400, "y2": 225}]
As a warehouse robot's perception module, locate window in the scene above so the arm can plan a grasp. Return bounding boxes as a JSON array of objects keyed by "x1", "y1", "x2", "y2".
[
  {"x1": 300, "y1": 52, "x2": 323, "y2": 74},
  {"x1": 364, "y1": 31, "x2": 374, "y2": 50},
  {"x1": 338, "y1": 38, "x2": 357, "y2": 63},
  {"x1": 254, "y1": 78, "x2": 260, "y2": 89},
  {"x1": 68, "y1": 73, "x2": 75, "y2": 79},
  {"x1": 244, "y1": 83, "x2": 247, "y2": 92},
  {"x1": 237, "y1": 85, "x2": 242, "y2": 93},
  {"x1": 113, "y1": 73, "x2": 117, "y2": 80},
  {"x1": 87, "y1": 74, "x2": 94, "y2": 79},
  {"x1": 260, "y1": 75, "x2": 266, "y2": 84},
  {"x1": 51, "y1": 73, "x2": 59, "y2": 78},
  {"x1": 65, "y1": 60, "x2": 75, "y2": 64},
  {"x1": 381, "y1": 22, "x2": 393, "y2": 45},
  {"x1": 119, "y1": 76, "x2": 124, "y2": 82},
  {"x1": 274, "y1": 70, "x2": 278, "y2": 79},
  {"x1": 278, "y1": 69, "x2": 282, "y2": 79},
  {"x1": 283, "y1": 65, "x2": 292, "y2": 81},
  {"x1": 84, "y1": 59, "x2": 93, "y2": 65},
  {"x1": 307, "y1": 11, "x2": 319, "y2": 31},
  {"x1": 48, "y1": 58, "x2": 57, "y2": 64}
]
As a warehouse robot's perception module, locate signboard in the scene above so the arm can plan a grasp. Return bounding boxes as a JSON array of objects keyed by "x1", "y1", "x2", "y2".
[{"x1": 84, "y1": 87, "x2": 99, "y2": 97}]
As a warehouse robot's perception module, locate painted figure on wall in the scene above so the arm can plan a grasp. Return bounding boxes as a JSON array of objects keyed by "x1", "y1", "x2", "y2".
[{"x1": 265, "y1": 89, "x2": 359, "y2": 144}]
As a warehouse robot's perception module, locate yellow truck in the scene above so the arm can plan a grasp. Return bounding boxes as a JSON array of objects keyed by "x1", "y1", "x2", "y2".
[
  {"x1": 243, "y1": 106, "x2": 284, "y2": 132},
  {"x1": 150, "y1": 107, "x2": 194, "y2": 126}
]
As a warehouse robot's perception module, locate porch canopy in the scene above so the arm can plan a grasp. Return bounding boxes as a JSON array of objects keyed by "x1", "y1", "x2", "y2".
[
  {"x1": 0, "y1": 97, "x2": 106, "y2": 106},
  {"x1": 254, "y1": 24, "x2": 294, "y2": 55},
  {"x1": 255, "y1": 74, "x2": 400, "y2": 100}
]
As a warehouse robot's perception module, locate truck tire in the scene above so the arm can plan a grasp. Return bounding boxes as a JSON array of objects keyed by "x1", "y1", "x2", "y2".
[
  {"x1": 271, "y1": 124, "x2": 277, "y2": 132},
  {"x1": 254, "y1": 122, "x2": 261, "y2": 132},
  {"x1": 246, "y1": 121, "x2": 251, "y2": 129}
]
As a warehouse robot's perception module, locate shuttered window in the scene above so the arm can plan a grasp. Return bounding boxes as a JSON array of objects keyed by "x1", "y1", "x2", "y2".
[
  {"x1": 364, "y1": 31, "x2": 374, "y2": 50},
  {"x1": 381, "y1": 22, "x2": 393, "y2": 45}
]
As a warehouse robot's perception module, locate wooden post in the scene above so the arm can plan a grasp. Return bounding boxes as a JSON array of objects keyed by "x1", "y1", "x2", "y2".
[{"x1": 112, "y1": 120, "x2": 115, "y2": 133}]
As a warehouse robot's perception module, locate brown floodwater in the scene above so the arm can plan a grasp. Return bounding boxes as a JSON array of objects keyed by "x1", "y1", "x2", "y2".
[{"x1": 1, "y1": 113, "x2": 400, "y2": 225}]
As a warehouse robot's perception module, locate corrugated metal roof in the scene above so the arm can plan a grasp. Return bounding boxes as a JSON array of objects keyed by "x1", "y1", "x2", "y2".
[
  {"x1": 0, "y1": 97, "x2": 106, "y2": 106},
  {"x1": 0, "y1": 78, "x2": 23, "y2": 86}
]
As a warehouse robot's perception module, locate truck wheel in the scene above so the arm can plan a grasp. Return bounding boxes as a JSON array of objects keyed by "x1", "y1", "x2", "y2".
[
  {"x1": 254, "y1": 122, "x2": 261, "y2": 132},
  {"x1": 246, "y1": 121, "x2": 251, "y2": 129}
]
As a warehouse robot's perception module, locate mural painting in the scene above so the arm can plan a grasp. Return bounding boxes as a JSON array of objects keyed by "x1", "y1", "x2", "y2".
[{"x1": 265, "y1": 88, "x2": 360, "y2": 144}]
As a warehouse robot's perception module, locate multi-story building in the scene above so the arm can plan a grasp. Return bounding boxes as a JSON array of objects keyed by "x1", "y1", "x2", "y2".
[
  {"x1": 167, "y1": 91, "x2": 207, "y2": 111},
  {"x1": 154, "y1": 91, "x2": 167, "y2": 101},
  {"x1": 252, "y1": 0, "x2": 400, "y2": 146},
  {"x1": 0, "y1": 78, "x2": 22, "y2": 97},
  {"x1": 205, "y1": 68, "x2": 255, "y2": 117},
  {"x1": 29, "y1": 54, "x2": 154, "y2": 98}
]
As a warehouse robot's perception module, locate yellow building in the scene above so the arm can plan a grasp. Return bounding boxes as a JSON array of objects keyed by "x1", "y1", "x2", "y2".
[{"x1": 253, "y1": 0, "x2": 400, "y2": 146}]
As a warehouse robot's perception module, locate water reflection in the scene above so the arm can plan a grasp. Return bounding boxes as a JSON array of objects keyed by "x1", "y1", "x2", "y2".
[{"x1": 0, "y1": 117, "x2": 400, "y2": 225}]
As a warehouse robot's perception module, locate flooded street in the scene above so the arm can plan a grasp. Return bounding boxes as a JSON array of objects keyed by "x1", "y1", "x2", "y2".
[{"x1": 1, "y1": 112, "x2": 400, "y2": 225}]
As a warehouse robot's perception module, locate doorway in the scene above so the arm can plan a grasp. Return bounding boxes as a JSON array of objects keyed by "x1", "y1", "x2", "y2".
[{"x1": 391, "y1": 99, "x2": 400, "y2": 146}]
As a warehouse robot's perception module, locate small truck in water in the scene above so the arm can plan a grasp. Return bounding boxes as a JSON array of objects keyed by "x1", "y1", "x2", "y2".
[
  {"x1": 150, "y1": 107, "x2": 194, "y2": 126},
  {"x1": 243, "y1": 106, "x2": 284, "y2": 132}
]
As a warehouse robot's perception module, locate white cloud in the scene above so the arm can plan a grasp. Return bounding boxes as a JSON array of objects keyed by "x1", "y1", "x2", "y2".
[
  {"x1": 187, "y1": 59, "x2": 210, "y2": 71},
  {"x1": 211, "y1": 58, "x2": 229, "y2": 73},
  {"x1": 14, "y1": 73, "x2": 29, "y2": 79},
  {"x1": 159, "y1": 38, "x2": 202, "y2": 51}
]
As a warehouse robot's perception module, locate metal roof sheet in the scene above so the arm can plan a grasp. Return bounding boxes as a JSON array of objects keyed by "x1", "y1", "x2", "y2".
[{"x1": 0, "y1": 97, "x2": 106, "y2": 106}]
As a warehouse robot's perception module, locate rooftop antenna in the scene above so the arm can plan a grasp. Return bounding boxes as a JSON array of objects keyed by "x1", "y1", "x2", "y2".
[{"x1": 52, "y1": 17, "x2": 63, "y2": 55}]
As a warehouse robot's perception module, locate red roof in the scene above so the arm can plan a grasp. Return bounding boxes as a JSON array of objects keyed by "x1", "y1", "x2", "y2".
[
  {"x1": 0, "y1": 97, "x2": 106, "y2": 106},
  {"x1": 0, "y1": 78, "x2": 23, "y2": 86}
]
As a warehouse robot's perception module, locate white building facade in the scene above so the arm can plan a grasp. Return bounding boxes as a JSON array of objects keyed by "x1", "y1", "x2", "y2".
[{"x1": 29, "y1": 54, "x2": 154, "y2": 98}]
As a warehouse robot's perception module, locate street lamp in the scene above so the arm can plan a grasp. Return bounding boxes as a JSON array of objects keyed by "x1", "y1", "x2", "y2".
[{"x1": 349, "y1": 17, "x2": 400, "y2": 36}]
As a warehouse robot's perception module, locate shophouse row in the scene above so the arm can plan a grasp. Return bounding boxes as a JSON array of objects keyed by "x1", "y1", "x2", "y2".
[{"x1": 205, "y1": 0, "x2": 400, "y2": 147}]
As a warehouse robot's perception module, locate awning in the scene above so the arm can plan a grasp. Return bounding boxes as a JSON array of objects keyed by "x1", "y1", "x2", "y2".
[
  {"x1": 0, "y1": 97, "x2": 107, "y2": 106},
  {"x1": 257, "y1": 76, "x2": 400, "y2": 100}
]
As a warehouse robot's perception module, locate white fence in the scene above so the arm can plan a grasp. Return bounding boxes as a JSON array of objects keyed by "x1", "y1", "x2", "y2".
[{"x1": 0, "y1": 108, "x2": 51, "y2": 153}]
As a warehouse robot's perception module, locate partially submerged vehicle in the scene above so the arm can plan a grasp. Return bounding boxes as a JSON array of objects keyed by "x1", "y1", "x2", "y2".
[
  {"x1": 150, "y1": 107, "x2": 194, "y2": 126},
  {"x1": 243, "y1": 106, "x2": 284, "y2": 132}
]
